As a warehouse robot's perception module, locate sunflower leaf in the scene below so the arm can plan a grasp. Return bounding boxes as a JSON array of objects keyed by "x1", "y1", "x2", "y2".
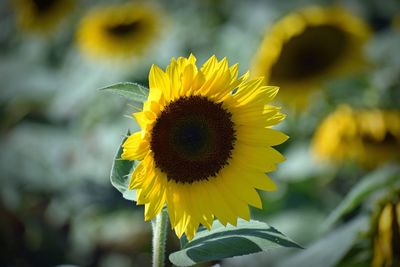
[
  {"x1": 323, "y1": 164, "x2": 400, "y2": 231},
  {"x1": 100, "y1": 82, "x2": 149, "y2": 103},
  {"x1": 110, "y1": 131, "x2": 137, "y2": 201},
  {"x1": 276, "y1": 216, "x2": 369, "y2": 267},
  {"x1": 169, "y1": 219, "x2": 301, "y2": 266}
]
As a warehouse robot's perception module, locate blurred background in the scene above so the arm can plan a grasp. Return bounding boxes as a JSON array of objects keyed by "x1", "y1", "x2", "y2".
[{"x1": 0, "y1": 0, "x2": 399, "y2": 266}]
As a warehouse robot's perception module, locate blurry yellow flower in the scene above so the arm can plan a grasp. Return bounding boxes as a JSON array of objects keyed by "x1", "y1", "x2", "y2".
[
  {"x1": 371, "y1": 192, "x2": 400, "y2": 267},
  {"x1": 13, "y1": 0, "x2": 75, "y2": 33},
  {"x1": 76, "y1": 3, "x2": 160, "y2": 60},
  {"x1": 253, "y1": 6, "x2": 371, "y2": 109},
  {"x1": 122, "y1": 55, "x2": 288, "y2": 240},
  {"x1": 312, "y1": 105, "x2": 400, "y2": 168}
]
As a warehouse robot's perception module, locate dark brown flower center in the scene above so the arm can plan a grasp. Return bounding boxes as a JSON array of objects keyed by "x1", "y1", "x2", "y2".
[
  {"x1": 362, "y1": 132, "x2": 399, "y2": 146},
  {"x1": 270, "y1": 25, "x2": 348, "y2": 83},
  {"x1": 106, "y1": 20, "x2": 143, "y2": 37},
  {"x1": 32, "y1": 0, "x2": 56, "y2": 13},
  {"x1": 150, "y1": 96, "x2": 236, "y2": 184}
]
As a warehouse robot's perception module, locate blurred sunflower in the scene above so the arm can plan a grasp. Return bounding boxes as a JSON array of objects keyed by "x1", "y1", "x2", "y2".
[
  {"x1": 122, "y1": 55, "x2": 287, "y2": 240},
  {"x1": 76, "y1": 3, "x2": 161, "y2": 60},
  {"x1": 252, "y1": 6, "x2": 371, "y2": 109},
  {"x1": 312, "y1": 105, "x2": 400, "y2": 168},
  {"x1": 13, "y1": 0, "x2": 75, "y2": 33},
  {"x1": 371, "y1": 191, "x2": 400, "y2": 267}
]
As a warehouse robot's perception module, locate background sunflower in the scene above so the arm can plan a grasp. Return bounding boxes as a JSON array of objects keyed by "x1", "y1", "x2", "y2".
[
  {"x1": 0, "y1": 0, "x2": 400, "y2": 266},
  {"x1": 252, "y1": 6, "x2": 371, "y2": 110},
  {"x1": 13, "y1": 0, "x2": 75, "y2": 33},
  {"x1": 76, "y1": 3, "x2": 161, "y2": 60},
  {"x1": 312, "y1": 105, "x2": 400, "y2": 168}
]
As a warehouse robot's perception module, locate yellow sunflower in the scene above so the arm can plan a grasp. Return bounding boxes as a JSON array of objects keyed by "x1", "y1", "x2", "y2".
[
  {"x1": 13, "y1": 0, "x2": 75, "y2": 33},
  {"x1": 252, "y1": 6, "x2": 371, "y2": 109},
  {"x1": 312, "y1": 105, "x2": 400, "y2": 168},
  {"x1": 76, "y1": 3, "x2": 160, "y2": 60},
  {"x1": 371, "y1": 191, "x2": 400, "y2": 267},
  {"x1": 121, "y1": 55, "x2": 288, "y2": 240}
]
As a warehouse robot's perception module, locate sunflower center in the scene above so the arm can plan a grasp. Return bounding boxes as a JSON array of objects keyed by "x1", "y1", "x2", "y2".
[
  {"x1": 150, "y1": 96, "x2": 236, "y2": 184},
  {"x1": 270, "y1": 25, "x2": 348, "y2": 82},
  {"x1": 32, "y1": 0, "x2": 56, "y2": 13},
  {"x1": 107, "y1": 20, "x2": 142, "y2": 36},
  {"x1": 362, "y1": 132, "x2": 399, "y2": 146}
]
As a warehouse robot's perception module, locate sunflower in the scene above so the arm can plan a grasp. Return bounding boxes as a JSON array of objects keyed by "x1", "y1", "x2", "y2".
[
  {"x1": 252, "y1": 6, "x2": 371, "y2": 109},
  {"x1": 371, "y1": 191, "x2": 400, "y2": 267},
  {"x1": 13, "y1": 0, "x2": 75, "y2": 33},
  {"x1": 76, "y1": 3, "x2": 160, "y2": 60},
  {"x1": 121, "y1": 55, "x2": 287, "y2": 240},
  {"x1": 312, "y1": 105, "x2": 400, "y2": 168}
]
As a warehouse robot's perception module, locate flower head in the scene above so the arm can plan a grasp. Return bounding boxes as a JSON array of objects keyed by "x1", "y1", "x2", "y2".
[
  {"x1": 252, "y1": 6, "x2": 371, "y2": 109},
  {"x1": 312, "y1": 105, "x2": 400, "y2": 168},
  {"x1": 122, "y1": 55, "x2": 288, "y2": 240},
  {"x1": 76, "y1": 3, "x2": 160, "y2": 60},
  {"x1": 13, "y1": 0, "x2": 75, "y2": 33}
]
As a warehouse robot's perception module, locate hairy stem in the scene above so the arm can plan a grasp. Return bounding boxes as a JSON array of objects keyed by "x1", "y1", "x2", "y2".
[{"x1": 152, "y1": 209, "x2": 168, "y2": 267}]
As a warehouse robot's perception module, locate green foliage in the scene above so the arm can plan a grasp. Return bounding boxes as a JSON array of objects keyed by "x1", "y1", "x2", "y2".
[
  {"x1": 323, "y1": 164, "x2": 400, "y2": 231},
  {"x1": 276, "y1": 216, "x2": 369, "y2": 267},
  {"x1": 110, "y1": 130, "x2": 137, "y2": 201},
  {"x1": 169, "y1": 219, "x2": 301, "y2": 266},
  {"x1": 105, "y1": 83, "x2": 151, "y2": 202},
  {"x1": 100, "y1": 82, "x2": 149, "y2": 104}
]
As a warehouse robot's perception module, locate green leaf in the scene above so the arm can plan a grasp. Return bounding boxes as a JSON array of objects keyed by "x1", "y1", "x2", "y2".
[
  {"x1": 276, "y1": 216, "x2": 369, "y2": 267},
  {"x1": 100, "y1": 82, "x2": 149, "y2": 103},
  {"x1": 110, "y1": 131, "x2": 137, "y2": 201},
  {"x1": 169, "y1": 219, "x2": 301, "y2": 266},
  {"x1": 323, "y1": 164, "x2": 400, "y2": 231}
]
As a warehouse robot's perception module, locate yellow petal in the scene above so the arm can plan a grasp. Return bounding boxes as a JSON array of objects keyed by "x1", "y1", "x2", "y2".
[
  {"x1": 224, "y1": 160, "x2": 277, "y2": 191},
  {"x1": 121, "y1": 132, "x2": 149, "y2": 160},
  {"x1": 206, "y1": 179, "x2": 238, "y2": 225},
  {"x1": 133, "y1": 111, "x2": 151, "y2": 130},
  {"x1": 200, "y1": 55, "x2": 218, "y2": 79},
  {"x1": 214, "y1": 176, "x2": 251, "y2": 221},
  {"x1": 149, "y1": 64, "x2": 171, "y2": 102},
  {"x1": 237, "y1": 126, "x2": 289, "y2": 146},
  {"x1": 144, "y1": 175, "x2": 167, "y2": 221},
  {"x1": 128, "y1": 157, "x2": 148, "y2": 189},
  {"x1": 190, "y1": 182, "x2": 214, "y2": 229}
]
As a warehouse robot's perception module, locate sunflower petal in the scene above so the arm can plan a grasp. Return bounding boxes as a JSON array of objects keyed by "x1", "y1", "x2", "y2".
[
  {"x1": 121, "y1": 132, "x2": 149, "y2": 160},
  {"x1": 149, "y1": 64, "x2": 171, "y2": 101}
]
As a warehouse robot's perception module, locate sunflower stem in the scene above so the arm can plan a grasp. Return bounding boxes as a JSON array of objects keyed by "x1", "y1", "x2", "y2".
[{"x1": 152, "y1": 208, "x2": 168, "y2": 267}]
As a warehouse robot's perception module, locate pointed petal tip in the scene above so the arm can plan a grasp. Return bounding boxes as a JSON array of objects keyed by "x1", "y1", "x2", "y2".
[
  {"x1": 240, "y1": 215, "x2": 251, "y2": 222},
  {"x1": 149, "y1": 64, "x2": 158, "y2": 72},
  {"x1": 188, "y1": 53, "x2": 197, "y2": 61},
  {"x1": 265, "y1": 181, "x2": 278, "y2": 192},
  {"x1": 144, "y1": 213, "x2": 153, "y2": 222}
]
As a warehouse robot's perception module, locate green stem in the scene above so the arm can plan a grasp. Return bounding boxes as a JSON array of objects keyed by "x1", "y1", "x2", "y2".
[{"x1": 152, "y1": 209, "x2": 168, "y2": 267}]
